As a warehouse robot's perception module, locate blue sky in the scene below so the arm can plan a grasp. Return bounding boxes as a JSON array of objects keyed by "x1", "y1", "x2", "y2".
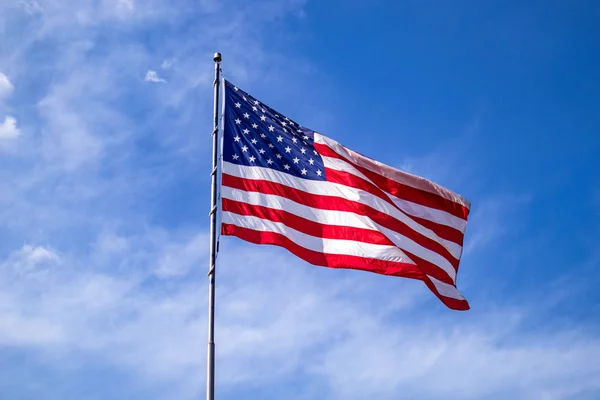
[{"x1": 1, "y1": 0, "x2": 599, "y2": 399}]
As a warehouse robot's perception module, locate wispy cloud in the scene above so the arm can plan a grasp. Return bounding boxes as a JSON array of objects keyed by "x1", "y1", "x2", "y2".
[
  {"x1": 161, "y1": 58, "x2": 174, "y2": 69},
  {"x1": 463, "y1": 193, "x2": 532, "y2": 254},
  {"x1": 145, "y1": 70, "x2": 166, "y2": 83},
  {"x1": 314, "y1": 314, "x2": 600, "y2": 400},
  {"x1": 0, "y1": 2, "x2": 320, "y2": 397},
  {"x1": 0, "y1": 115, "x2": 20, "y2": 139},
  {"x1": 0, "y1": 72, "x2": 14, "y2": 98},
  {"x1": 0, "y1": 72, "x2": 19, "y2": 143},
  {"x1": 396, "y1": 131, "x2": 532, "y2": 256},
  {"x1": 2, "y1": 238, "x2": 599, "y2": 399}
]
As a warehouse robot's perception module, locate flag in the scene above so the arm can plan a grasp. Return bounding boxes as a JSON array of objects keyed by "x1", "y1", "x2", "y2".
[{"x1": 220, "y1": 80, "x2": 471, "y2": 310}]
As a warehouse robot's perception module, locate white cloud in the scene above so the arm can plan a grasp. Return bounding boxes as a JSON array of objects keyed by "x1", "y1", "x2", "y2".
[
  {"x1": 154, "y1": 233, "x2": 209, "y2": 278},
  {"x1": 464, "y1": 193, "x2": 532, "y2": 254},
  {"x1": 1, "y1": 239, "x2": 600, "y2": 399},
  {"x1": 315, "y1": 321, "x2": 600, "y2": 399},
  {"x1": 38, "y1": 89, "x2": 104, "y2": 169},
  {"x1": 1, "y1": 244, "x2": 60, "y2": 276},
  {"x1": 19, "y1": 1, "x2": 43, "y2": 15},
  {"x1": 19, "y1": 244, "x2": 60, "y2": 264},
  {"x1": 0, "y1": 72, "x2": 14, "y2": 98},
  {"x1": 0, "y1": 116, "x2": 20, "y2": 139},
  {"x1": 94, "y1": 231, "x2": 129, "y2": 255},
  {"x1": 145, "y1": 70, "x2": 166, "y2": 83},
  {"x1": 117, "y1": 0, "x2": 135, "y2": 13}
]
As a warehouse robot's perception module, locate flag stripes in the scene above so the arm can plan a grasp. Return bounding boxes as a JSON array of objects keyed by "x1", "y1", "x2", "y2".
[{"x1": 220, "y1": 80, "x2": 471, "y2": 310}]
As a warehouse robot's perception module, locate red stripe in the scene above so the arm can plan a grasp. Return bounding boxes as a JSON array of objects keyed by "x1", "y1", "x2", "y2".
[
  {"x1": 223, "y1": 198, "x2": 392, "y2": 246},
  {"x1": 316, "y1": 143, "x2": 470, "y2": 220},
  {"x1": 222, "y1": 223, "x2": 425, "y2": 280},
  {"x1": 410, "y1": 215, "x2": 465, "y2": 246},
  {"x1": 325, "y1": 168, "x2": 461, "y2": 265},
  {"x1": 326, "y1": 159, "x2": 466, "y2": 245},
  {"x1": 422, "y1": 277, "x2": 470, "y2": 311},
  {"x1": 222, "y1": 223, "x2": 468, "y2": 310},
  {"x1": 222, "y1": 173, "x2": 460, "y2": 283},
  {"x1": 224, "y1": 172, "x2": 459, "y2": 269},
  {"x1": 401, "y1": 249, "x2": 455, "y2": 286}
]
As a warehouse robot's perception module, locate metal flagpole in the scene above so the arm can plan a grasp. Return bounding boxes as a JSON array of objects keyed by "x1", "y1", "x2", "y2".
[{"x1": 206, "y1": 51, "x2": 222, "y2": 400}]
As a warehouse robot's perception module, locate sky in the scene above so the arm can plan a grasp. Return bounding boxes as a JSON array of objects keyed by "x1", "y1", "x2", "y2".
[{"x1": 1, "y1": 0, "x2": 599, "y2": 399}]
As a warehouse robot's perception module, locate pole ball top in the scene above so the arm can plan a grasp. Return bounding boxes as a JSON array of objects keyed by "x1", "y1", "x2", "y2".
[{"x1": 213, "y1": 52, "x2": 222, "y2": 62}]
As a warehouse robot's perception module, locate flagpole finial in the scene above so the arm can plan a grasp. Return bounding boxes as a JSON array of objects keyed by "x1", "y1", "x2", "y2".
[{"x1": 213, "y1": 52, "x2": 222, "y2": 63}]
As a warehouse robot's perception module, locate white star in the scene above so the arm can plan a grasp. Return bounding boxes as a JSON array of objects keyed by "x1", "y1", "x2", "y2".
[
  {"x1": 300, "y1": 148, "x2": 307, "y2": 154},
  {"x1": 232, "y1": 154, "x2": 239, "y2": 160},
  {"x1": 293, "y1": 157, "x2": 300, "y2": 164},
  {"x1": 308, "y1": 158, "x2": 314, "y2": 165},
  {"x1": 266, "y1": 159, "x2": 273, "y2": 165},
  {"x1": 283, "y1": 128, "x2": 287, "y2": 133},
  {"x1": 301, "y1": 168, "x2": 307, "y2": 175},
  {"x1": 252, "y1": 123, "x2": 258, "y2": 129},
  {"x1": 234, "y1": 86, "x2": 239, "y2": 91},
  {"x1": 268, "y1": 125, "x2": 275, "y2": 132},
  {"x1": 285, "y1": 146, "x2": 292, "y2": 153},
  {"x1": 234, "y1": 136, "x2": 241, "y2": 142},
  {"x1": 261, "y1": 108, "x2": 266, "y2": 113},
  {"x1": 260, "y1": 133, "x2": 267, "y2": 138},
  {"x1": 313, "y1": 150, "x2": 318, "y2": 155},
  {"x1": 235, "y1": 102, "x2": 241, "y2": 108},
  {"x1": 276, "y1": 136, "x2": 283, "y2": 142},
  {"x1": 244, "y1": 113, "x2": 250, "y2": 118},
  {"x1": 254, "y1": 100, "x2": 259, "y2": 105},
  {"x1": 316, "y1": 169, "x2": 322, "y2": 176},
  {"x1": 235, "y1": 119, "x2": 241, "y2": 124},
  {"x1": 276, "y1": 154, "x2": 282, "y2": 159},
  {"x1": 241, "y1": 145, "x2": 248, "y2": 152},
  {"x1": 243, "y1": 129, "x2": 250, "y2": 134},
  {"x1": 303, "y1": 135, "x2": 309, "y2": 141},
  {"x1": 275, "y1": 114, "x2": 279, "y2": 119},
  {"x1": 285, "y1": 117, "x2": 289, "y2": 121},
  {"x1": 260, "y1": 115, "x2": 266, "y2": 121},
  {"x1": 259, "y1": 148, "x2": 266, "y2": 154},
  {"x1": 242, "y1": 96, "x2": 247, "y2": 101},
  {"x1": 252, "y1": 106, "x2": 258, "y2": 111},
  {"x1": 249, "y1": 156, "x2": 256, "y2": 162},
  {"x1": 268, "y1": 143, "x2": 274, "y2": 148},
  {"x1": 291, "y1": 137, "x2": 297, "y2": 143},
  {"x1": 281, "y1": 121, "x2": 287, "y2": 127},
  {"x1": 251, "y1": 138, "x2": 258, "y2": 144},
  {"x1": 284, "y1": 164, "x2": 290, "y2": 170}
]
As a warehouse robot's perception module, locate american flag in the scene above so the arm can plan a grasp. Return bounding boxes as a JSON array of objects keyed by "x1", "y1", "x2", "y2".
[{"x1": 220, "y1": 80, "x2": 471, "y2": 310}]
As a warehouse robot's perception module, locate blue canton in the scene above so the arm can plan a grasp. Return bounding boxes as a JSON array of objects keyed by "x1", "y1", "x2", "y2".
[{"x1": 222, "y1": 80, "x2": 326, "y2": 181}]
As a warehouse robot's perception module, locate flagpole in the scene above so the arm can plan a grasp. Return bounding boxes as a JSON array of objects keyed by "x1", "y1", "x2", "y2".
[{"x1": 206, "y1": 51, "x2": 221, "y2": 400}]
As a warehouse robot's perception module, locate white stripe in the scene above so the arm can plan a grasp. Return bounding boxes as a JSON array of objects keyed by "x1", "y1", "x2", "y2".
[
  {"x1": 324, "y1": 156, "x2": 467, "y2": 232},
  {"x1": 314, "y1": 133, "x2": 471, "y2": 209},
  {"x1": 428, "y1": 275, "x2": 465, "y2": 300},
  {"x1": 222, "y1": 186, "x2": 426, "y2": 264},
  {"x1": 322, "y1": 156, "x2": 464, "y2": 257},
  {"x1": 389, "y1": 197, "x2": 467, "y2": 232},
  {"x1": 224, "y1": 204, "x2": 464, "y2": 302},
  {"x1": 222, "y1": 162, "x2": 458, "y2": 282},
  {"x1": 222, "y1": 212, "x2": 416, "y2": 265},
  {"x1": 223, "y1": 162, "x2": 457, "y2": 256}
]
